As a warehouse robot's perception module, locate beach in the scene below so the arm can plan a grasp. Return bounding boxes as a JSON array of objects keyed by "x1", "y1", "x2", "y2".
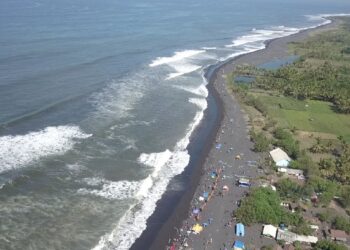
[{"x1": 131, "y1": 19, "x2": 341, "y2": 250}]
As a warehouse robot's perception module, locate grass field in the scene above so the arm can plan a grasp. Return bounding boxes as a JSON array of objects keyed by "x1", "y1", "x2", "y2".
[{"x1": 253, "y1": 93, "x2": 350, "y2": 141}]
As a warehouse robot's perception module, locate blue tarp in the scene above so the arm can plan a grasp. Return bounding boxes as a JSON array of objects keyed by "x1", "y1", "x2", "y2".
[
  {"x1": 233, "y1": 240, "x2": 245, "y2": 249},
  {"x1": 203, "y1": 192, "x2": 209, "y2": 199},
  {"x1": 235, "y1": 223, "x2": 245, "y2": 237},
  {"x1": 215, "y1": 144, "x2": 222, "y2": 149}
]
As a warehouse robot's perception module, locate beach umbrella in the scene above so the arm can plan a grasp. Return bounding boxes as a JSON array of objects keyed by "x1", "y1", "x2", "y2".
[
  {"x1": 192, "y1": 223, "x2": 203, "y2": 234},
  {"x1": 192, "y1": 208, "x2": 200, "y2": 215},
  {"x1": 203, "y1": 192, "x2": 209, "y2": 199}
]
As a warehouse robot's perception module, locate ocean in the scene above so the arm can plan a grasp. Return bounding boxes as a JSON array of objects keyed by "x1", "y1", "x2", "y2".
[{"x1": 1, "y1": 0, "x2": 350, "y2": 249}]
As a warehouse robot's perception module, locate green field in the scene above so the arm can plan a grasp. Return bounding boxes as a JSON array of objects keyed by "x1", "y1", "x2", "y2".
[{"x1": 254, "y1": 93, "x2": 350, "y2": 141}]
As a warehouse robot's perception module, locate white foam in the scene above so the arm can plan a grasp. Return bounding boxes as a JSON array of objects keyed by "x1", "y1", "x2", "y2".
[
  {"x1": 91, "y1": 84, "x2": 205, "y2": 249},
  {"x1": 173, "y1": 83, "x2": 208, "y2": 97},
  {"x1": 189, "y1": 97, "x2": 208, "y2": 110},
  {"x1": 149, "y1": 50, "x2": 205, "y2": 79},
  {"x1": 90, "y1": 73, "x2": 148, "y2": 124},
  {"x1": 166, "y1": 63, "x2": 201, "y2": 79},
  {"x1": 78, "y1": 178, "x2": 139, "y2": 200},
  {"x1": 149, "y1": 50, "x2": 205, "y2": 67},
  {"x1": 226, "y1": 26, "x2": 300, "y2": 48},
  {"x1": 138, "y1": 150, "x2": 172, "y2": 177},
  {"x1": 202, "y1": 46, "x2": 217, "y2": 50},
  {"x1": 0, "y1": 126, "x2": 91, "y2": 174}
]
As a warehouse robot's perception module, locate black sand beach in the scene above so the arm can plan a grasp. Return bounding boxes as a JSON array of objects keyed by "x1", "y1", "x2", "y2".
[{"x1": 131, "y1": 19, "x2": 340, "y2": 250}]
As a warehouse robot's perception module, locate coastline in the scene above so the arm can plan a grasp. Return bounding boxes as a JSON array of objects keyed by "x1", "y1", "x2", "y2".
[{"x1": 130, "y1": 18, "x2": 340, "y2": 250}]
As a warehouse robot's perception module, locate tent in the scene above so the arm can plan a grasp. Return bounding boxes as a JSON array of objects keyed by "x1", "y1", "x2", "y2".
[
  {"x1": 223, "y1": 185, "x2": 229, "y2": 191},
  {"x1": 192, "y1": 224, "x2": 203, "y2": 234},
  {"x1": 262, "y1": 224, "x2": 278, "y2": 238},
  {"x1": 235, "y1": 223, "x2": 245, "y2": 237},
  {"x1": 192, "y1": 208, "x2": 200, "y2": 215},
  {"x1": 210, "y1": 171, "x2": 218, "y2": 179},
  {"x1": 233, "y1": 240, "x2": 245, "y2": 250},
  {"x1": 203, "y1": 192, "x2": 209, "y2": 200}
]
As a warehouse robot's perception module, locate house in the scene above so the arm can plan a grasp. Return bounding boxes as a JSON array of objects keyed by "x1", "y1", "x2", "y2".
[
  {"x1": 263, "y1": 224, "x2": 278, "y2": 238},
  {"x1": 330, "y1": 229, "x2": 348, "y2": 242},
  {"x1": 270, "y1": 148, "x2": 291, "y2": 167},
  {"x1": 236, "y1": 223, "x2": 245, "y2": 237}
]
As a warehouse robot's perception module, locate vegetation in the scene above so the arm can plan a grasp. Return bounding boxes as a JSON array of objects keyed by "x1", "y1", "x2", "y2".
[
  {"x1": 236, "y1": 188, "x2": 306, "y2": 229},
  {"x1": 332, "y1": 216, "x2": 350, "y2": 233},
  {"x1": 313, "y1": 240, "x2": 347, "y2": 250},
  {"x1": 250, "y1": 130, "x2": 270, "y2": 152},
  {"x1": 273, "y1": 128, "x2": 300, "y2": 159},
  {"x1": 228, "y1": 17, "x2": 350, "y2": 245}
]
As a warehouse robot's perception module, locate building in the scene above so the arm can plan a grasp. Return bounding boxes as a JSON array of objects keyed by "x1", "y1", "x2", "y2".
[
  {"x1": 263, "y1": 224, "x2": 278, "y2": 238},
  {"x1": 330, "y1": 229, "x2": 348, "y2": 242},
  {"x1": 270, "y1": 148, "x2": 291, "y2": 167}
]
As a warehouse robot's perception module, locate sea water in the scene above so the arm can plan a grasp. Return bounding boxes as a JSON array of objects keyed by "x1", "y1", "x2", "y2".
[{"x1": 1, "y1": 0, "x2": 350, "y2": 249}]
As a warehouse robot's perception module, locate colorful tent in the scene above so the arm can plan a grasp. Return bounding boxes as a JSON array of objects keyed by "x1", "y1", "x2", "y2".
[
  {"x1": 233, "y1": 240, "x2": 245, "y2": 250},
  {"x1": 192, "y1": 208, "x2": 200, "y2": 215},
  {"x1": 192, "y1": 224, "x2": 203, "y2": 234}
]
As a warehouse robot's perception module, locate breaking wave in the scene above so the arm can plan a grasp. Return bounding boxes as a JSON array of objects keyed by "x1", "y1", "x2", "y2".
[{"x1": 0, "y1": 126, "x2": 91, "y2": 174}]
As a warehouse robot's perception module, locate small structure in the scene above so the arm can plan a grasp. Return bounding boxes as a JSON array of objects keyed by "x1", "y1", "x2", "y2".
[
  {"x1": 203, "y1": 192, "x2": 209, "y2": 201},
  {"x1": 277, "y1": 168, "x2": 304, "y2": 177},
  {"x1": 238, "y1": 178, "x2": 250, "y2": 187},
  {"x1": 262, "y1": 224, "x2": 278, "y2": 238},
  {"x1": 235, "y1": 223, "x2": 245, "y2": 237},
  {"x1": 276, "y1": 229, "x2": 318, "y2": 244},
  {"x1": 261, "y1": 183, "x2": 277, "y2": 191},
  {"x1": 270, "y1": 148, "x2": 291, "y2": 167},
  {"x1": 191, "y1": 224, "x2": 203, "y2": 234},
  {"x1": 233, "y1": 240, "x2": 245, "y2": 250},
  {"x1": 276, "y1": 229, "x2": 298, "y2": 243},
  {"x1": 330, "y1": 229, "x2": 348, "y2": 242}
]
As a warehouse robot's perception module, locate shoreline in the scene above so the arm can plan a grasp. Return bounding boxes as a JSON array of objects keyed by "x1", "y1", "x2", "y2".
[{"x1": 130, "y1": 18, "x2": 339, "y2": 250}]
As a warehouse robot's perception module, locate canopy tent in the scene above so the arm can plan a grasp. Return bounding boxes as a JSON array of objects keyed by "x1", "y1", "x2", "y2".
[
  {"x1": 210, "y1": 171, "x2": 218, "y2": 178},
  {"x1": 233, "y1": 240, "x2": 245, "y2": 250},
  {"x1": 235, "y1": 223, "x2": 245, "y2": 237},
  {"x1": 262, "y1": 224, "x2": 278, "y2": 238},
  {"x1": 203, "y1": 192, "x2": 209, "y2": 199},
  {"x1": 192, "y1": 208, "x2": 200, "y2": 215},
  {"x1": 192, "y1": 224, "x2": 203, "y2": 234}
]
